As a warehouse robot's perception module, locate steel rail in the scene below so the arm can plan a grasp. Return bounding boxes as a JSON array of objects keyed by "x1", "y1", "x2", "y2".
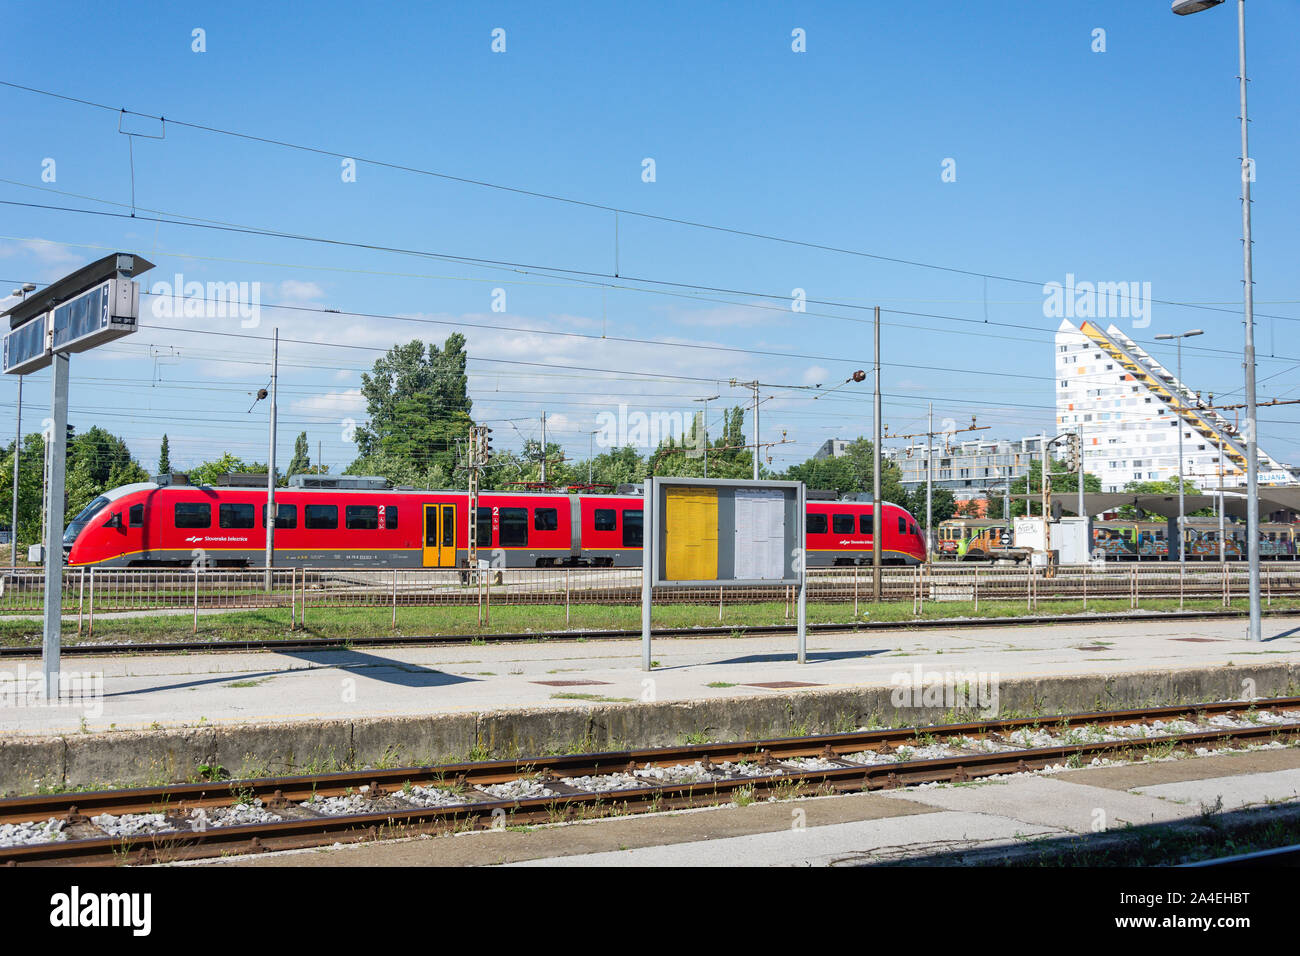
[{"x1": 2, "y1": 696, "x2": 1297, "y2": 865}]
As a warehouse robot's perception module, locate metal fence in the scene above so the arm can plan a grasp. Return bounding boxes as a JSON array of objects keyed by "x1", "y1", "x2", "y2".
[{"x1": 1, "y1": 563, "x2": 1297, "y2": 634}]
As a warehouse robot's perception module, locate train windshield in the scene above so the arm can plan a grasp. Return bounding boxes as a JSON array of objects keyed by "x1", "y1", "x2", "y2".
[{"x1": 70, "y1": 496, "x2": 111, "y2": 524}]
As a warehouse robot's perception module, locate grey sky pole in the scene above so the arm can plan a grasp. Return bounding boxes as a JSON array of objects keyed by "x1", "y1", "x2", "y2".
[
  {"x1": 872, "y1": 306, "x2": 882, "y2": 600},
  {"x1": 540, "y1": 411, "x2": 547, "y2": 484},
  {"x1": 752, "y1": 384, "x2": 760, "y2": 481},
  {"x1": 797, "y1": 482, "x2": 807, "y2": 664},
  {"x1": 264, "y1": 328, "x2": 278, "y2": 589},
  {"x1": 1177, "y1": 337, "x2": 1185, "y2": 565},
  {"x1": 10, "y1": 374, "x2": 20, "y2": 571},
  {"x1": 926, "y1": 402, "x2": 934, "y2": 562},
  {"x1": 1076, "y1": 424, "x2": 1085, "y2": 522},
  {"x1": 1238, "y1": 0, "x2": 1262, "y2": 642},
  {"x1": 641, "y1": 477, "x2": 653, "y2": 671},
  {"x1": 42, "y1": 353, "x2": 69, "y2": 699}
]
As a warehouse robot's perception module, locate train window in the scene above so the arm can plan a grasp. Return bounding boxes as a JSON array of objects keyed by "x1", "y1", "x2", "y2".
[
  {"x1": 500, "y1": 507, "x2": 528, "y2": 547},
  {"x1": 383, "y1": 504, "x2": 398, "y2": 530},
  {"x1": 219, "y1": 503, "x2": 256, "y2": 529},
  {"x1": 441, "y1": 505, "x2": 453, "y2": 547},
  {"x1": 262, "y1": 504, "x2": 298, "y2": 529},
  {"x1": 807, "y1": 513, "x2": 827, "y2": 534},
  {"x1": 305, "y1": 504, "x2": 338, "y2": 530},
  {"x1": 898, "y1": 516, "x2": 907, "y2": 535},
  {"x1": 832, "y1": 514, "x2": 854, "y2": 534},
  {"x1": 476, "y1": 507, "x2": 492, "y2": 546},
  {"x1": 858, "y1": 514, "x2": 874, "y2": 534},
  {"x1": 623, "y1": 510, "x2": 643, "y2": 547},
  {"x1": 534, "y1": 508, "x2": 559, "y2": 531},
  {"x1": 345, "y1": 505, "x2": 380, "y2": 530},
  {"x1": 129, "y1": 504, "x2": 143, "y2": 528},
  {"x1": 594, "y1": 509, "x2": 616, "y2": 531},
  {"x1": 174, "y1": 502, "x2": 211, "y2": 529}
]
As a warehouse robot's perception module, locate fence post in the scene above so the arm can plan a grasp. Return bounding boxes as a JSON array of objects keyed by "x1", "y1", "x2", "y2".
[
  {"x1": 1027, "y1": 564, "x2": 1033, "y2": 612},
  {"x1": 565, "y1": 568, "x2": 570, "y2": 625},
  {"x1": 1131, "y1": 565, "x2": 1137, "y2": 610},
  {"x1": 1223, "y1": 561, "x2": 1229, "y2": 608},
  {"x1": 1266, "y1": 566, "x2": 1272, "y2": 607},
  {"x1": 290, "y1": 566, "x2": 296, "y2": 630},
  {"x1": 77, "y1": 567, "x2": 85, "y2": 636},
  {"x1": 1082, "y1": 563, "x2": 1087, "y2": 612},
  {"x1": 193, "y1": 566, "x2": 199, "y2": 634},
  {"x1": 973, "y1": 566, "x2": 979, "y2": 613},
  {"x1": 86, "y1": 567, "x2": 95, "y2": 639},
  {"x1": 301, "y1": 568, "x2": 307, "y2": 628},
  {"x1": 853, "y1": 564, "x2": 859, "y2": 617},
  {"x1": 392, "y1": 568, "x2": 398, "y2": 629},
  {"x1": 720, "y1": 585, "x2": 725, "y2": 622},
  {"x1": 1179, "y1": 562, "x2": 1184, "y2": 610}
]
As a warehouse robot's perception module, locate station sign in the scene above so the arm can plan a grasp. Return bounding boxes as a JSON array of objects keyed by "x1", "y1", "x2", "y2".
[
  {"x1": 3, "y1": 276, "x2": 140, "y2": 375},
  {"x1": 2, "y1": 312, "x2": 51, "y2": 375},
  {"x1": 51, "y1": 277, "x2": 139, "y2": 354},
  {"x1": 647, "y1": 476, "x2": 805, "y2": 588}
]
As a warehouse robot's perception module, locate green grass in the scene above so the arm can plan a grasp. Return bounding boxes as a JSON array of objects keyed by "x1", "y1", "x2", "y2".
[{"x1": 0, "y1": 595, "x2": 1294, "y2": 648}]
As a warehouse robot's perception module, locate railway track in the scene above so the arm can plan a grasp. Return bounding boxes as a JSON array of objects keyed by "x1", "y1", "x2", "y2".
[
  {"x1": 0, "y1": 604, "x2": 1294, "y2": 658},
  {"x1": 3, "y1": 696, "x2": 1297, "y2": 866}
]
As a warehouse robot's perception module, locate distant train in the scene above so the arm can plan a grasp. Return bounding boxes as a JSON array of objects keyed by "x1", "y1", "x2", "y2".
[
  {"x1": 937, "y1": 517, "x2": 1297, "y2": 561},
  {"x1": 63, "y1": 477, "x2": 928, "y2": 569}
]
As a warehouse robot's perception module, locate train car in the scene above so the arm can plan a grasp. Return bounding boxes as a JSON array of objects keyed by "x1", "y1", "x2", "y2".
[
  {"x1": 804, "y1": 499, "x2": 925, "y2": 566},
  {"x1": 63, "y1": 478, "x2": 927, "y2": 569},
  {"x1": 936, "y1": 519, "x2": 1011, "y2": 560}
]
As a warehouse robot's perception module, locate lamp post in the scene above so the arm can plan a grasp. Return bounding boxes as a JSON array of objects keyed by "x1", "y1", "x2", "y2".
[
  {"x1": 693, "y1": 394, "x2": 719, "y2": 477},
  {"x1": 1154, "y1": 329, "x2": 1204, "y2": 565},
  {"x1": 9, "y1": 283, "x2": 34, "y2": 569},
  {"x1": 1172, "y1": 0, "x2": 1261, "y2": 640}
]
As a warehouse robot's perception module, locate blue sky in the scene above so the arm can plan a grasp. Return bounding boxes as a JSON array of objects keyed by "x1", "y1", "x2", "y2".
[{"x1": 2, "y1": 0, "x2": 1298, "y2": 476}]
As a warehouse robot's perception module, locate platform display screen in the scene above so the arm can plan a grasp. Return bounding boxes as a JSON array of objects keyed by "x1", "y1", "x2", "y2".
[{"x1": 3, "y1": 314, "x2": 50, "y2": 375}]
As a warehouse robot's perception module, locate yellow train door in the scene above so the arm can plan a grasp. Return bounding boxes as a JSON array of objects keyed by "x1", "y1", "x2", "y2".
[{"x1": 423, "y1": 504, "x2": 458, "y2": 567}]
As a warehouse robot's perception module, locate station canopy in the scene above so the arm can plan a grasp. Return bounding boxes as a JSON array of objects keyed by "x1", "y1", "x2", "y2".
[{"x1": 1012, "y1": 489, "x2": 1300, "y2": 520}]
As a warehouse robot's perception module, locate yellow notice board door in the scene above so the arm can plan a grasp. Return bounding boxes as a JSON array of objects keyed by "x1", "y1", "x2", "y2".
[{"x1": 664, "y1": 487, "x2": 719, "y2": 581}]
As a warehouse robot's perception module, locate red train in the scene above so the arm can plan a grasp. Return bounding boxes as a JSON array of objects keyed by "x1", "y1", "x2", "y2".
[{"x1": 63, "y1": 477, "x2": 927, "y2": 569}]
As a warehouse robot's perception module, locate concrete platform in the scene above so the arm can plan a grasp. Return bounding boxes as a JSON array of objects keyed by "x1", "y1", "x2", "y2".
[{"x1": 2, "y1": 615, "x2": 1299, "y2": 794}]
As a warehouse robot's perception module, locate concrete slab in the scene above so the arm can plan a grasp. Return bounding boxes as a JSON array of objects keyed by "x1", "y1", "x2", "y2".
[
  {"x1": 878, "y1": 774, "x2": 1190, "y2": 831},
  {"x1": 1132, "y1": 768, "x2": 1300, "y2": 811},
  {"x1": 505, "y1": 809, "x2": 1063, "y2": 867}
]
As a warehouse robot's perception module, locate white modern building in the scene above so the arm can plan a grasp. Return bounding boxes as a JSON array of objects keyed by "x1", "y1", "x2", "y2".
[
  {"x1": 887, "y1": 435, "x2": 1048, "y2": 501},
  {"x1": 1054, "y1": 319, "x2": 1295, "y2": 493}
]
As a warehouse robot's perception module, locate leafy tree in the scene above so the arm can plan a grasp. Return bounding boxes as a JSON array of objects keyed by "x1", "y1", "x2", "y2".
[
  {"x1": 187, "y1": 453, "x2": 268, "y2": 487},
  {"x1": 781, "y1": 454, "x2": 857, "y2": 497},
  {"x1": 287, "y1": 432, "x2": 311, "y2": 478},
  {"x1": 351, "y1": 336, "x2": 472, "y2": 477},
  {"x1": 157, "y1": 434, "x2": 170, "y2": 475},
  {"x1": 0, "y1": 432, "x2": 46, "y2": 547},
  {"x1": 1118, "y1": 477, "x2": 1208, "y2": 519}
]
